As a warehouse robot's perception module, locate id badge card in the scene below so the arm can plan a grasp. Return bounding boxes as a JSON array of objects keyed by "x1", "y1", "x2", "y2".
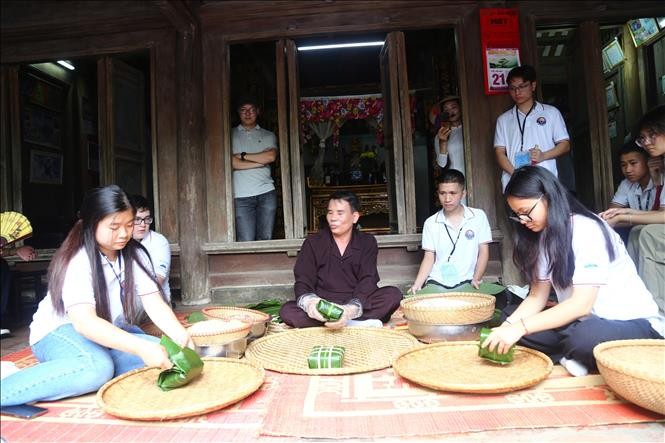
[
  {"x1": 440, "y1": 262, "x2": 460, "y2": 285},
  {"x1": 514, "y1": 150, "x2": 531, "y2": 168}
]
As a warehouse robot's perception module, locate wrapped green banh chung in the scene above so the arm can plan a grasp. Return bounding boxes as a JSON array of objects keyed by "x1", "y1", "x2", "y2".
[
  {"x1": 317, "y1": 299, "x2": 343, "y2": 321},
  {"x1": 308, "y1": 345, "x2": 345, "y2": 369},
  {"x1": 157, "y1": 335, "x2": 204, "y2": 391},
  {"x1": 478, "y1": 327, "x2": 515, "y2": 365}
]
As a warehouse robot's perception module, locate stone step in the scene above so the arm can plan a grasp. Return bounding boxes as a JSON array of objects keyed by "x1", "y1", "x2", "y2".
[{"x1": 206, "y1": 260, "x2": 502, "y2": 305}]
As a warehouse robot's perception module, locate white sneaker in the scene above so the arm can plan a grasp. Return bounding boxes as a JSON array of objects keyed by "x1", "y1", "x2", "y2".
[
  {"x1": 346, "y1": 319, "x2": 383, "y2": 328},
  {"x1": 0, "y1": 328, "x2": 10, "y2": 336},
  {"x1": 560, "y1": 357, "x2": 588, "y2": 377},
  {"x1": 0, "y1": 361, "x2": 20, "y2": 380}
]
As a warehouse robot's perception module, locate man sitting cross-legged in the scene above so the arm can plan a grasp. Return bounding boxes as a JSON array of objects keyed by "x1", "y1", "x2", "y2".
[{"x1": 279, "y1": 190, "x2": 402, "y2": 328}]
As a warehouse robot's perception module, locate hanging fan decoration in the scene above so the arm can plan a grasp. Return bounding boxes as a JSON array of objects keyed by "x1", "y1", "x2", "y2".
[{"x1": 0, "y1": 211, "x2": 33, "y2": 247}]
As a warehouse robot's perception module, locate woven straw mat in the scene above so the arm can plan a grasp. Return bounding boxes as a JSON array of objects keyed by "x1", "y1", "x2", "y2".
[
  {"x1": 393, "y1": 341, "x2": 552, "y2": 393},
  {"x1": 203, "y1": 306, "x2": 271, "y2": 323},
  {"x1": 594, "y1": 339, "x2": 665, "y2": 415},
  {"x1": 244, "y1": 327, "x2": 421, "y2": 375},
  {"x1": 97, "y1": 358, "x2": 264, "y2": 420},
  {"x1": 401, "y1": 292, "x2": 495, "y2": 325}
]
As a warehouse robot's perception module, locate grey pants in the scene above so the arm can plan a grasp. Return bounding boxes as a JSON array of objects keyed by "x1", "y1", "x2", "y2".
[{"x1": 627, "y1": 224, "x2": 665, "y2": 315}]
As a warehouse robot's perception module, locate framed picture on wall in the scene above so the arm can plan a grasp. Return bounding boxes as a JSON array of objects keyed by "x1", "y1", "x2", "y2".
[
  {"x1": 627, "y1": 18, "x2": 660, "y2": 47},
  {"x1": 30, "y1": 150, "x2": 63, "y2": 184},
  {"x1": 22, "y1": 105, "x2": 63, "y2": 149},
  {"x1": 602, "y1": 38, "x2": 624, "y2": 73},
  {"x1": 605, "y1": 81, "x2": 620, "y2": 110}
]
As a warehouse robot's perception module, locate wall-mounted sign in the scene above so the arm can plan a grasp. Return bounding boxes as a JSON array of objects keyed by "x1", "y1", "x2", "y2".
[
  {"x1": 480, "y1": 8, "x2": 521, "y2": 95},
  {"x1": 627, "y1": 18, "x2": 660, "y2": 47}
]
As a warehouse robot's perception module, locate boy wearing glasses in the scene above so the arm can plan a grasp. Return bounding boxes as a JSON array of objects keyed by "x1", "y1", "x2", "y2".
[
  {"x1": 232, "y1": 96, "x2": 279, "y2": 241},
  {"x1": 129, "y1": 195, "x2": 171, "y2": 304},
  {"x1": 600, "y1": 106, "x2": 665, "y2": 314},
  {"x1": 494, "y1": 65, "x2": 570, "y2": 191},
  {"x1": 408, "y1": 169, "x2": 492, "y2": 294}
]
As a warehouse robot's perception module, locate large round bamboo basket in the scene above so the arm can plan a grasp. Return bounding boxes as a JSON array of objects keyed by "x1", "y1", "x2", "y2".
[
  {"x1": 594, "y1": 339, "x2": 665, "y2": 415},
  {"x1": 401, "y1": 292, "x2": 495, "y2": 325}
]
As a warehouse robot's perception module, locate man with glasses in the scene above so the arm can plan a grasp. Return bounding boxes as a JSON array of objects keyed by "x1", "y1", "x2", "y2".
[
  {"x1": 232, "y1": 96, "x2": 278, "y2": 241},
  {"x1": 129, "y1": 194, "x2": 172, "y2": 304},
  {"x1": 494, "y1": 65, "x2": 571, "y2": 191}
]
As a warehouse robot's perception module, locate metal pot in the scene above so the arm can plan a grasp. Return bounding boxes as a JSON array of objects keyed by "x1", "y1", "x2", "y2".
[
  {"x1": 406, "y1": 319, "x2": 489, "y2": 343},
  {"x1": 247, "y1": 319, "x2": 270, "y2": 342},
  {"x1": 194, "y1": 337, "x2": 248, "y2": 358}
]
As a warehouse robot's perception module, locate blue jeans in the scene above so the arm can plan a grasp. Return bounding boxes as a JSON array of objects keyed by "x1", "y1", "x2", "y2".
[
  {"x1": 0, "y1": 323, "x2": 158, "y2": 406},
  {"x1": 234, "y1": 190, "x2": 277, "y2": 241}
]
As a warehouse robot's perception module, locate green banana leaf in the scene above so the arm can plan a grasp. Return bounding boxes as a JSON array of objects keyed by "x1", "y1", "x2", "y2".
[
  {"x1": 157, "y1": 335, "x2": 204, "y2": 391},
  {"x1": 186, "y1": 311, "x2": 206, "y2": 324},
  {"x1": 406, "y1": 281, "x2": 505, "y2": 297},
  {"x1": 245, "y1": 298, "x2": 285, "y2": 322}
]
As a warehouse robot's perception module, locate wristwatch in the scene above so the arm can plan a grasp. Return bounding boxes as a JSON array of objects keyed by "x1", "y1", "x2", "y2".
[{"x1": 241, "y1": 152, "x2": 246, "y2": 161}]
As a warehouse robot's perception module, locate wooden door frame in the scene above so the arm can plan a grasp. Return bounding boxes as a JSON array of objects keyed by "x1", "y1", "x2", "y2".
[{"x1": 0, "y1": 29, "x2": 179, "y2": 242}]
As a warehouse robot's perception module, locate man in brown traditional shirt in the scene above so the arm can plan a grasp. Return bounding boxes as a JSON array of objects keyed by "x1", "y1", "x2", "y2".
[{"x1": 280, "y1": 191, "x2": 402, "y2": 328}]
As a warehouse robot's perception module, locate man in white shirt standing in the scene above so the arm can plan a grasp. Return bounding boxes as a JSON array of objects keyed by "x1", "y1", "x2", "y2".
[
  {"x1": 232, "y1": 97, "x2": 279, "y2": 241},
  {"x1": 129, "y1": 195, "x2": 171, "y2": 305},
  {"x1": 494, "y1": 65, "x2": 571, "y2": 191}
]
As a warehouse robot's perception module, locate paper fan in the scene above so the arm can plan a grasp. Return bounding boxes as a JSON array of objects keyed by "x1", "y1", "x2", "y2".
[{"x1": 0, "y1": 211, "x2": 33, "y2": 247}]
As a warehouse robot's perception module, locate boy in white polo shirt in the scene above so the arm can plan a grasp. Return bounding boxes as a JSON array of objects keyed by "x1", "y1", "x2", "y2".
[
  {"x1": 494, "y1": 65, "x2": 571, "y2": 191},
  {"x1": 129, "y1": 194, "x2": 171, "y2": 304},
  {"x1": 408, "y1": 169, "x2": 492, "y2": 294},
  {"x1": 599, "y1": 142, "x2": 662, "y2": 242}
]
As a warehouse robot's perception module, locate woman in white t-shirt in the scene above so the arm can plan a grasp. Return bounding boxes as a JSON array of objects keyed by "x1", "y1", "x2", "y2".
[
  {"x1": 482, "y1": 166, "x2": 664, "y2": 376},
  {"x1": 1, "y1": 185, "x2": 192, "y2": 406}
]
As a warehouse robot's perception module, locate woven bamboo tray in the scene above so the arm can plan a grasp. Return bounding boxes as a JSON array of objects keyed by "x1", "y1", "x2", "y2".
[
  {"x1": 187, "y1": 319, "x2": 252, "y2": 346},
  {"x1": 594, "y1": 339, "x2": 665, "y2": 415},
  {"x1": 202, "y1": 306, "x2": 271, "y2": 323},
  {"x1": 401, "y1": 293, "x2": 495, "y2": 325},
  {"x1": 97, "y1": 358, "x2": 264, "y2": 420},
  {"x1": 393, "y1": 341, "x2": 552, "y2": 393},
  {"x1": 141, "y1": 316, "x2": 190, "y2": 338},
  {"x1": 244, "y1": 327, "x2": 421, "y2": 375}
]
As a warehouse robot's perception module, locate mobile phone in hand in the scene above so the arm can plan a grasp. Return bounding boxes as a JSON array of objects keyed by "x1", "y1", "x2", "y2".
[{"x1": 1, "y1": 404, "x2": 48, "y2": 419}]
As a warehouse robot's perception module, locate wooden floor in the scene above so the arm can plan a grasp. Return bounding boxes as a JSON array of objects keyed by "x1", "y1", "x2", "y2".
[{"x1": 1, "y1": 309, "x2": 663, "y2": 442}]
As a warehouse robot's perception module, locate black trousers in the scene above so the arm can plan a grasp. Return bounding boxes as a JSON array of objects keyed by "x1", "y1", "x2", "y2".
[{"x1": 500, "y1": 304, "x2": 662, "y2": 372}]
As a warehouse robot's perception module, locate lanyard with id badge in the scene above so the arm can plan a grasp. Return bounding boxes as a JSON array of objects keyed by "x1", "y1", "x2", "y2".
[
  {"x1": 514, "y1": 104, "x2": 535, "y2": 169},
  {"x1": 440, "y1": 223, "x2": 463, "y2": 284}
]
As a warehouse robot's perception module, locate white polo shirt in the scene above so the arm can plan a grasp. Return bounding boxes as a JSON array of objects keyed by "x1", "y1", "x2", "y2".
[
  {"x1": 421, "y1": 206, "x2": 492, "y2": 287},
  {"x1": 537, "y1": 214, "x2": 664, "y2": 336},
  {"x1": 140, "y1": 230, "x2": 171, "y2": 300},
  {"x1": 29, "y1": 248, "x2": 159, "y2": 345},
  {"x1": 494, "y1": 102, "x2": 569, "y2": 190},
  {"x1": 611, "y1": 178, "x2": 662, "y2": 210},
  {"x1": 232, "y1": 124, "x2": 278, "y2": 198}
]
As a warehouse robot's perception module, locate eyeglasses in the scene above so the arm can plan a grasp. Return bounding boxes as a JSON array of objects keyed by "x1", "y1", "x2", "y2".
[
  {"x1": 508, "y1": 195, "x2": 543, "y2": 223},
  {"x1": 239, "y1": 107, "x2": 257, "y2": 114},
  {"x1": 508, "y1": 82, "x2": 532, "y2": 93},
  {"x1": 134, "y1": 216, "x2": 153, "y2": 225},
  {"x1": 635, "y1": 132, "x2": 656, "y2": 148}
]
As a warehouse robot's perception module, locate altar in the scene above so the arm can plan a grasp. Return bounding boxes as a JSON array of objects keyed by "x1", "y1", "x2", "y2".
[{"x1": 307, "y1": 182, "x2": 390, "y2": 234}]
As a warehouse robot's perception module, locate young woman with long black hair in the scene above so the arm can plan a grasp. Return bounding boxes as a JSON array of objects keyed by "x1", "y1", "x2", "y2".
[
  {"x1": 482, "y1": 166, "x2": 663, "y2": 376},
  {"x1": 1, "y1": 185, "x2": 192, "y2": 406}
]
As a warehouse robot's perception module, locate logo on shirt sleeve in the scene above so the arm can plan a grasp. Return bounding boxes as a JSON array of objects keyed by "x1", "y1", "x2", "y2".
[
  {"x1": 465, "y1": 229, "x2": 475, "y2": 239},
  {"x1": 537, "y1": 116, "x2": 547, "y2": 126}
]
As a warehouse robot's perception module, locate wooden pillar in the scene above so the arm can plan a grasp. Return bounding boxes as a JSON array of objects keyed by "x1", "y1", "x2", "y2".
[
  {"x1": 176, "y1": 26, "x2": 209, "y2": 305},
  {"x1": 0, "y1": 65, "x2": 22, "y2": 212},
  {"x1": 579, "y1": 21, "x2": 613, "y2": 211}
]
